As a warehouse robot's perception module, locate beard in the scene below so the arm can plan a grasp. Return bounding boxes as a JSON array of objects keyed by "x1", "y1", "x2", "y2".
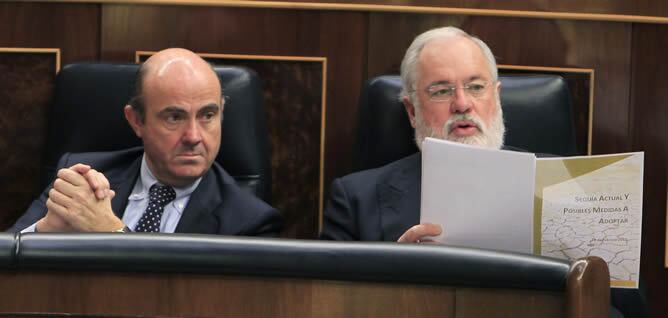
[{"x1": 413, "y1": 96, "x2": 505, "y2": 150}]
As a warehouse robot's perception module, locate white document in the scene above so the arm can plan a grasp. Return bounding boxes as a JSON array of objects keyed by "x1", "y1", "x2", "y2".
[{"x1": 420, "y1": 138, "x2": 536, "y2": 253}]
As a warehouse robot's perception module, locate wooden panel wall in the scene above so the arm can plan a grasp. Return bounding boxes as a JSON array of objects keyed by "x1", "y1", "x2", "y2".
[
  {"x1": 1, "y1": 1, "x2": 667, "y2": 317},
  {"x1": 0, "y1": 271, "x2": 569, "y2": 318},
  {"x1": 0, "y1": 3, "x2": 99, "y2": 64},
  {"x1": 251, "y1": 0, "x2": 668, "y2": 17},
  {"x1": 629, "y1": 22, "x2": 668, "y2": 318},
  {"x1": 202, "y1": 56, "x2": 325, "y2": 238},
  {"x1": 0, "y1": 51, "x2": 57, "y2": 231},
  {"x1": 0, "y1": 2, "x2": 100, "y2": 229}
]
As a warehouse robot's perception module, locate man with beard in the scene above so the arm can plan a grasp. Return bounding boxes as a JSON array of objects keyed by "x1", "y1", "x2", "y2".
[
  {"x1": 320, "y1": 26, "x2": 508, "y2": 243},
  {"x1": 320, "y1": 26, "x2": 641, "y2": 318}
]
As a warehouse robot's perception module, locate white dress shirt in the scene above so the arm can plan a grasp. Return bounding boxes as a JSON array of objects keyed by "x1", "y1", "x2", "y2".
[{"x1": 122, "y1": 155, "x2": 201, "y2": 232}]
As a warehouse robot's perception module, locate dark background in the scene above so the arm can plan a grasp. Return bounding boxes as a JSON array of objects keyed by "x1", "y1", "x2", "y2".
[{"x1": 0, "y1": 1, "x2": 666, "y2": 316}]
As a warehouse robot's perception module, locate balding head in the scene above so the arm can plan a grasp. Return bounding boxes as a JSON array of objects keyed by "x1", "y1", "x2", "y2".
[
  {"x1": 129, "y1": 48, "x2": 221, "y2": 122},
  {"x1": 124, "y1": 48, "x2": 223, "y2": 187}
]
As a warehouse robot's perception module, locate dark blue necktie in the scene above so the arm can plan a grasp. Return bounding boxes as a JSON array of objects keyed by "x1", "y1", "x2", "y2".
[{"x1": 134, "y1": 184, "x2": 176, "y2": 232}]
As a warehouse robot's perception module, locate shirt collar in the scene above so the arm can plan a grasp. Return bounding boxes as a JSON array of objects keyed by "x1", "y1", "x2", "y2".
[{"x1": 132, "y1": 154, "x2": 202, "y2": 200}]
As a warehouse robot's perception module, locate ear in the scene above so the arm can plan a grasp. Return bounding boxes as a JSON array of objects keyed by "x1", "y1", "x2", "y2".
[
  {"x1": 124, "y1": 105, "x2": 143, "y2": 138},
  {"x1": 402, "y1": 96, "x2": 418, "y2": 129},
  {"x1": 495, "y1": 80, "x2": 502, "y2": 97}
]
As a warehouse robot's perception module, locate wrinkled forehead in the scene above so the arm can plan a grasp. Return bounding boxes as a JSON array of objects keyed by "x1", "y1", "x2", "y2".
[{"x1": 418, "y1": 37, "x2": 493, "y2": 83}]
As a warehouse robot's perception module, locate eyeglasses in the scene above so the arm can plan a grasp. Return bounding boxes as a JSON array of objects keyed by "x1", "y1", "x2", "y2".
[{"x1": 423, "y1": 80, "x2": 494, "y2": 102}]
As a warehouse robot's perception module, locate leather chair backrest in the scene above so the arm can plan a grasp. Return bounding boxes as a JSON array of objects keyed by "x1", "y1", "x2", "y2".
[
  {"x1": 41, "y1": 63, "x2": 271, "y2": 201},
  {"x1": 354, "y1": 74, "x2": 577, "y2": 171},
  {"x1": 0, "y1": 233, "x2": 15, "y2": 269},
  {"x1": 15, "y1": 233, "x2": 570, "y2": 290}
]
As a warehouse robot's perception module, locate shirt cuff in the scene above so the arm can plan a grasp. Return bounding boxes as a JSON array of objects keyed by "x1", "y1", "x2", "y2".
[{"x1": 21, "y1": 222, "x2": 37, "y2": 233}]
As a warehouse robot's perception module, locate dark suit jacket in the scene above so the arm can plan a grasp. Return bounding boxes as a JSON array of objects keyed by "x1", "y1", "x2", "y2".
[
  {"x1": 9, "y1": 147, "x2": 283, "y2": 236},
  {"x1": 321, "y1": 152, "x2": 421, "y2": 241},
  {"x1": 320, "y1": 150, "x2": 648, "y2": 318}
]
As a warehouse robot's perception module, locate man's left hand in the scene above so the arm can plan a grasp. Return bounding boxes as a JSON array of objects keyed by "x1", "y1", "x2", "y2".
[{"x1": 68, "y1": 164, "x2": 115, "y2": 200}]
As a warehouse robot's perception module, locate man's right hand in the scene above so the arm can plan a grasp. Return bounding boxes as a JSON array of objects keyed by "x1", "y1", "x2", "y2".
[
  {"x1": 397, "y1": 223, "x2": 443, "y2": 243},
  {"x1": 48, "y1": 167, "x2": 126, "y2": 232},
  {"x1": 35, "y1": 164, "x2": 115, "y2": 232},
  {"x1": 35, "y1": 210, "x2": 74, "y2": 232}
]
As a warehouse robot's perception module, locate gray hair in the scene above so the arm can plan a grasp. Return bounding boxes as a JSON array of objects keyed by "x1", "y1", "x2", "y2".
[{"x1": 399, "y1": 26, "x2": 498, "y2": 105}]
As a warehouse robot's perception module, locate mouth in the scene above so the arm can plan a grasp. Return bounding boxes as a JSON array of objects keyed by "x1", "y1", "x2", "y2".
[
  {"x1": 175, "y1": 153, "x2": 204, "y2": 160},
  {"x1": 449, "y1": 120, "x2": 480, "y2": 137}
]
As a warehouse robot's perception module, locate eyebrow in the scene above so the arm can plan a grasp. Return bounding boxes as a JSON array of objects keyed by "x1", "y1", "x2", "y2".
[
  {"x1": 197, "y1": 103, "x2": 221, "y2": 114},
  {"x1": 159, "y1": 106, "x2": 187, "y2": 115},
  {"x1": 427, "y1": 76, "x2": 486, "y2": 88},
  {"x1": 158, "y1": 103, "x2": 220, "y2": 115},
  {"x1": 428, "y1": 80, "x2": 453, "y2": 87}
]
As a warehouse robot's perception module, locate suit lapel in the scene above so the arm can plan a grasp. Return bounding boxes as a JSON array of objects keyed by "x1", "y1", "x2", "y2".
[
  {"x1": 378, "y1": 153, "x2": 421, "y2": 241},
  {"x1": 174, "y1": 169, "x2": 223, "y2": 234},
  {"x1": 109, "y1": 157, "x2": 141, "y2": 219}
]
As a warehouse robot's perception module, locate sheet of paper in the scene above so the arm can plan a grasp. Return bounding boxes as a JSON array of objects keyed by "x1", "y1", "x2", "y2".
[
  {"x1": 536, "y1": 152, "x2": 644, "y2": 288},
  {"x1": 420, "y1": 138, "x2": 536, "y2": 254}
]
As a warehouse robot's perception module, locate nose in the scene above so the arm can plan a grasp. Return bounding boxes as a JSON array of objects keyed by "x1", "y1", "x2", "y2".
[
  {"x1": 182, "y1": 119, "x2": 203, "y2": 145},
  {"x1": 450, "y1": 87, "x2": 472, "y2": 114}
]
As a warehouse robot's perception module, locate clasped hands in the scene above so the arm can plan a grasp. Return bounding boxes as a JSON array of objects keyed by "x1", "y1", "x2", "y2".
[{"x1": 36, "y1": 164, "x2": 123, "y2": 232}]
